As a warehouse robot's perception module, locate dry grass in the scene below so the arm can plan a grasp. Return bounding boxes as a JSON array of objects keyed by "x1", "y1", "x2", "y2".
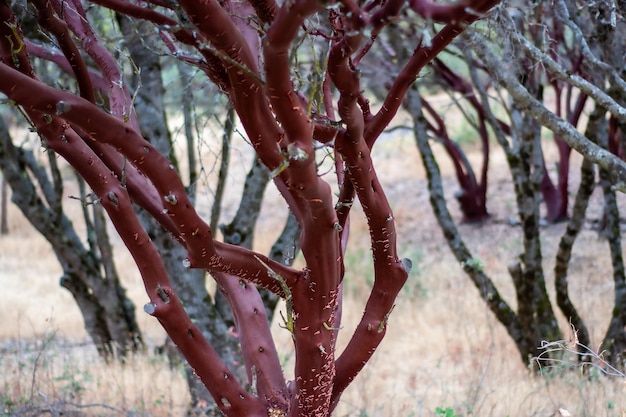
[
  {"x1": 1, "y1": 336, "x2": 189, "y2": 417},
  {"x1": 2, "y1": 128, "x2": 626, "y2": 416}
]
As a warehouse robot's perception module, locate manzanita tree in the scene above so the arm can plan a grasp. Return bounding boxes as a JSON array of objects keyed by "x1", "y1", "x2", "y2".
[{"x1": 0, "y1": 0, "x2": 512, "y2": 415}]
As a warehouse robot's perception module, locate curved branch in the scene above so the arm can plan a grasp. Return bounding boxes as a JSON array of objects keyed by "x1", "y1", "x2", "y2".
[
  {"x1": 31, "y1": 0, "x2": 95, "y2": 103},
  {"x1": 554, "y1": 157, "x2": 594, "y2": 362},
  {"x1": 329, "y1": 24, "x2": 408, "y2": 408},
  {"x1": 331, "y1": 128, "x2": 408, "y2": 411},
  {"x1": 39, "y1": 116, "x2": 258, "y2": 417},
  {"x1": 408, "y1": 0, "x2": 475, "y2": 23},
  {"x1": 553, "y1": 0, "x2": 626, "y2": 94},
  {"x1": 90, "y1": 0, "x2": 179, "y2": 27},
  {"x1": 25, "y1": 40, "x2": 109, "y2": 92},
  {"x1": 62, "y1": 0, "x2": 137, "y2": 126},
  {"x1": 180, "y1": 0, "x2": 285, "y2": 174},
  {"x1": 405, "y1": 88, "x2": 527, "y2": 359},
  {"x1": 263, "y1": 0, "x2": 321, "y2": 187},
  {"x1": 91, "y1": 0, "x2": 232, "y2": 90},
  {"x1": 214, "y1": 272, "x2": 288, "y2": 407},
  {"x1": 249, "y1": 0, "x2": 278, "y2": 24},
  {"x1": 468, "y1": 30, "x2": 626, "y2": 192},
  {"x1": 0, "y1": 65, "x2": 300, "y2": 294},
  {"x1": 365, "y1": 0, "x2": 500, "y2": 146},
  {"x1": 511, "y1": 24, "x2": 626, "y2": 125}
]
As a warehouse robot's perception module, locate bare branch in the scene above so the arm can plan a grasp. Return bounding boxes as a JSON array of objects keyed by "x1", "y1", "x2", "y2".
[
  {"x1": 553, "y1": 0, "x2": 626, "y2": 94},
  {"x1": 468, "y1": 30, "x2": 626, "y2": 192},
  {"x1": 31, "y1": 0, "x2": 95, "y2": 103},
  {"x1": 507, "y1": 16, "x2": 626, "y2": 125}
]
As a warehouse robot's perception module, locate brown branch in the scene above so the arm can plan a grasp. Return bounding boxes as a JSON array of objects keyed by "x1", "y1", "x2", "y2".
[
  {"x1": 141, "y1": 0, "x2": 175, "y2": 9},
  {"x1": 172, "y1": 25, "x2": 345, "y2": 417},
  {"x1": 179, "y1": 0, "x2": 284, "y2": 174},
  {"x1": 71, "y1": 126, "x2": 179, "y2": 238},
  {"x1": 369, "y1": 0, "x2": 404, "y2": 29},
  {"x1": 421, "y1": 97, "x2": 475, "y2": 192},
  {"x1": 331, "y1": 125, "x2": 408, "y2": 411},
  {"x1": 91, "y1": 0, "x2": 232, "y2": 90},
  {"x1": 0, "y1": 6, "x2": 231, "y2": 369},
  {"x1": 248, "y1": 0, "x2": 278, "y2": 24},
  {"x1": 37, "y1": 118, "x2": 256, "y2": 416},
  {"x1": 261, "y1": 3, "x2": 352, "y2": 413},
  {"x1": 159, "y1": 31, "x2": 231, "y2": 91},
  {"x1": 0, "y1": 5, "x2": 35, "y2": 74},
  {"x1": 0, "y1": 3, "x2": 174, "y2": 246},
  {"x1": 468, "y1": 30, "x2": 626, "y2": 191},
  {"x1": 61, "y1": 0, "x2": 137, "y2": 126},
  {"x1": 365, "y1": 0, "x2": 500, "y2": 146},
  {"x1": 328, "y1": 22, "x2": 408, "y2": 409},
  {"x1": 31, "y1": 0, "x2": 95, "y2": 103},
  {"x1": 214, "y1": 272, "x2": 288, "y2": 408},
  {"x1": 180, "y1": 0, "x2": 260, "y2": 79},
  {"x1": 25, "y1": 40, "x2": 109, "y2": 92},
  {"x1": 89, "y1": 0, "x2": 179, "y2": 27},
  {"x1": 408, "y1": 0, "x2": 475, "y2": 24},
  {"x1": 263, "y1": 0, "x2": 325, "y2": 198}
]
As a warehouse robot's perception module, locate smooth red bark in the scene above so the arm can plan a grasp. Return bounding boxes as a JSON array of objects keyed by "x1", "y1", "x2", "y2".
[{"x1": 0, "y1": 0, "x2": 501, "y2": 415}]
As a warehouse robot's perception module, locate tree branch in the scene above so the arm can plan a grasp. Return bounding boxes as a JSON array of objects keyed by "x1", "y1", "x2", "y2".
[
  {"x1": 365, "y1": 0, "x2": 500, "y2": 146},
  {"x1": 508, "y1": 17, "x2": 626, "y2": 125},
  {"x1": 31, "y1": 0, "x2": 95, "y2": 103},
  {"x1": 468, "y1": 30, "x2": 626, "y2": 192}
]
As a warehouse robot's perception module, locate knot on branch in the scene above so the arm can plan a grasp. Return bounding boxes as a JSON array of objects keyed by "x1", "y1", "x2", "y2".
[
  {"x1": 401, "y1": 258, "x2": 413, "y2": 273},
  {"x1": 164, "y1": 192, "x2": 178, "y2": 205},
  {"x1": 143, "y1": 302, "x2": 157, "y2": 315},
  {"x1": 107, "y1": 191, "x2": 119, "y2": 207},
  {"x1": 157, "y1": 284, "x2": 171, "y2": 303},
  {"x1": 287, "y1": 144, "x2": 309, "y2": 161},
  {"x1": 268, "y1": 407, "x2": 287, "y2": 417}
]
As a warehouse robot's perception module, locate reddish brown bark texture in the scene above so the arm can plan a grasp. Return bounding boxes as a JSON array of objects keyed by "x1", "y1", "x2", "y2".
[{"x1": 0, "y1": 1, "x2": 499, "y2": 416}]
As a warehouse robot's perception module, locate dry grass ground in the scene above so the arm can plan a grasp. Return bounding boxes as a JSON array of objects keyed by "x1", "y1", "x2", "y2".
[{"x1": 1, "y1": 127, "x2": 625, "y2": 416}]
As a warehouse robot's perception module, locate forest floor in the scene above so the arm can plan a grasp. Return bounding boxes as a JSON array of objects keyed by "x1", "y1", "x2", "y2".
[{"x1": 1, "y1": 122, "x2": 625, "y2": 416}]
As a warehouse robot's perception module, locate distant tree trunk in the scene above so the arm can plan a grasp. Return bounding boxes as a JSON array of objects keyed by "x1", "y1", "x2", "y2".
[
  {"x1": 541, "y1": 139, "x2": 570, "y2": 223},
  {"x1": 0, "y1": 117, "x2": 143, "y2": 358},
  {"x1": 553, "y1": 157, "x2": 594, "y2": 364},
  {"x1": 426, "y1": 59, "x2": 491, "y2": 223},
  {"x1": 1, "y1": 175, "x2": 7, "y2": 235},
  {"x1": 578, "y1": 0, "x2": 626, "y2": 368},
  {"x1": 408, "y1": 40, "x2": 563, "y2": 363},
  {"x1": 508, "y1": 105, "x2": 562, "y2": 361},
  {"x1": 211, "y1": 105, "x2": 235, "y2": 233},
  {"x1": 218, "y1": 157, "x2": 300, "y2": 323},
  {"x1": 178, "y1": 61, "x2": 199, "y2": 202},
  {"x1": 116, "y1": 15, "x2": 244, "y2": 414}
]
